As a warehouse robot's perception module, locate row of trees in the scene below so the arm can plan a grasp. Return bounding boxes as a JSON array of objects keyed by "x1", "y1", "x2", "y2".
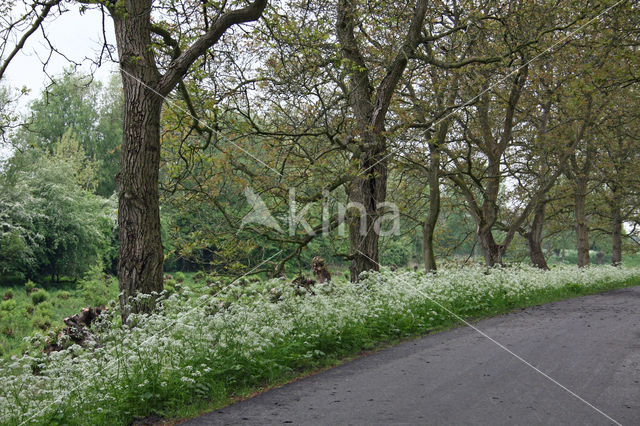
[
  {"x1": 1, "y1": 0, "x2": 639, "y2": 317},
  {"x1": 159, "y1": 0, "x2": 640, "y2": 275}
]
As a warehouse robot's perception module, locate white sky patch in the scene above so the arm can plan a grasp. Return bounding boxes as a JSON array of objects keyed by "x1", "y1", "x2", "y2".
[
  {"x1": 3, "y1": 5, "x2": 117, "y2": 105},
  {"x1": 1, "y1": 5, "x2": 118, "y2": 159}
]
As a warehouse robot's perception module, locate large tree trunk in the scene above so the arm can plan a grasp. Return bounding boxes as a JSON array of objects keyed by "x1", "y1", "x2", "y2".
[
  {"x1": 422, "y1": 143, "x2": 440, "y2": 272},
  {"x1": 117, "y1": 86, "x2": 164, "y2": 317},
  {"x1": 611, "y1": 194, "x2": 622, "y2": 266},
  {"x1": 527, "y1": 199, "x2": 549, "y2": 270},
  {"x1": 477, "y1": 225, "x2": 504, "y2": 267},
  {"x1": 574, "y1": 177, "x2": 590, "y2": 267},
  {"x1": 105, "y1": 0, "x2": 267, "y2": 321},
  {"x1": 113, "y1": 3, "x2": 165, "y2": 318},
  {"x1": 336, "y1": 0, "x2": 427, "y2": 282},
  {"x1": 348, "y1": 142, "x2": 387, "y2": 281}
]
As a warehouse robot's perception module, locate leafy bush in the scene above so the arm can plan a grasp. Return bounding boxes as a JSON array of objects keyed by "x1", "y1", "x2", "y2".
[
  {"x1": 0, "y1": 299, "x2": 16, "y2": 312},
  {"x1": 2, "y1": 290, "x2": 13, "y2": 300},
  {"x1": 0, "y1": 151, "x2": 115, "y2": 282},
  {"x1": 25, "y1": 280, "x2": 36, "y2": 294},
  {"x1": 380, "y1": 238, "x2": 412, "y2": 267},
  {"x1": 57, "y1": 291, "x2": 71, "y2": 300},
  {"x1": 80, "y1": 266, "x2": 118, "y2": 306},
  {"x1": 164, "y1": 279, "x2": 178, "y2": 294},
  {"x1": 174, "y1": 272, "x2": 186, "y2": 283},
  {"x1": 31, "y1": 289, "x2": 48, "y2": 305},
  {"x1": 32, "y1": 302, "x2": 54, "y2": 330}
]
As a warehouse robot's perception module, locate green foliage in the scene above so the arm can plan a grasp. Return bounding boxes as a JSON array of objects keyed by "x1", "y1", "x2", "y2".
[
  {"x1": 80, "y1": 266, "x2": 118, "y2": 307},
  {"x1": 164, "y1": 279, "x2": 178, "y2": 294},
  {"x1": 30, "y1": 289, "x2": 48, "y2": 305},
  {"x1": 24, "y1": 280, "x2": 36, "y2": 294},
  {"x1": 0, "y1": 273, "x2": 119, "y2": 358},
  {"x1": 52, "y1": 127, "x2": 98, "y2": 191},
  {"x1": 380, "y1": 237, "x2": 412, "y2": 267},
  {"x1": 32, "y1": 301, "x2": 54, "y2": 330},
  {"x1": 0, "y1": 299, "x2": 16, "y2": 312},
  {"x1": 0, "y1": 180, "x2": 41, "y2": 277},
  {"x1": 12, "y1": 70, "x2": 122, "y2": 197},
  {"x1": 0, "y1": 147, "x2": 116, "y2": 281}
]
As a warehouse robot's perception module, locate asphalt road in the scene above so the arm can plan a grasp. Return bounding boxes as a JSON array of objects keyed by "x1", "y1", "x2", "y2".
[{"x1": 182, "y1": 286, "x2": 640, "y2": 425}]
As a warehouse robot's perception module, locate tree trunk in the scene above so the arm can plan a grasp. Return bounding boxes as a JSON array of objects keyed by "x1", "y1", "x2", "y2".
[
  {"x1": 113, "y1": 3, "x2": 165, "y2": 318},
  {"x1": 574, "y1": 177, "x2": 590, "y2": 267},
  {"x1": 477, "y1": 226, "x2": 504, "y2": 267},
  {"x1": 422, "y1": 143, "x2": 440, "y2": 272},
  {"x1": 611, "y1": 195, "x2": 622, "y2": 266},
  {"x1": 527, "y1": 200, "x2": 549, "y2": 270},
  {"x1": 336, "y1": 0, "x2": 427, "y2": 282},
  {"x1": 348, "y1": 142, "x2": 387, "y2": 281}
]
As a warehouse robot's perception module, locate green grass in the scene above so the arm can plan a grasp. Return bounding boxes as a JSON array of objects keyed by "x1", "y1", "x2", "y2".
[{"x1": 0, "y1": 269, "x2": 118, "y2": 359}]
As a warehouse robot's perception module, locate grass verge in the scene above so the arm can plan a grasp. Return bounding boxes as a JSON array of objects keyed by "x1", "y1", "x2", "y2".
[{"x1": 1, "y1": 265, "x2": 639, "y2": 425}]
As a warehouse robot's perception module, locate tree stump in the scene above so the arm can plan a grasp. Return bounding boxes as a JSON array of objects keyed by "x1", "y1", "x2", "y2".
[
  {"x1": 45, "y1": 305, "x2": 107, "y2": 353},
  {"x1": 311, "y1": 256, "x2": 331, "y2": 283}
]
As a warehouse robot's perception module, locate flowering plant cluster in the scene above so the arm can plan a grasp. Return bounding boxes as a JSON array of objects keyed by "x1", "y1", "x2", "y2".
[{"x1": 1, "y1": 265, "x2": 639, "y2": 425}]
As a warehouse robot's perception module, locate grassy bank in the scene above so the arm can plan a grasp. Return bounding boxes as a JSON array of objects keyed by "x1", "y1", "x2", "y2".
[
  {"x1": 0, "y1": 269, "x2": 118, "y2": 359},
  {"x1": 1, "y1": 265, "x2": 639, "y2": 425}
]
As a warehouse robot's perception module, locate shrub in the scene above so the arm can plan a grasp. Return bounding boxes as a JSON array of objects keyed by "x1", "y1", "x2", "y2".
[
  {"x1": 164, "y1": 279, "x2": 178, "y2": 294},
  {"x1": 32, "y1": 301, "x2": 54, "y2": 330},
  {"x1": 0, "y1": 299, "x2": 16, "y2": 312},
  {"x1": 2, "y1": 290, "x2": 13, "y2": 300},
  {"x1": 80, "y1": 266, "x2": 118, "y2": 306},
  {"x1": 57, "y1": 291, "x2": 71, "y2": 300},
  {"x1": 33, "y1": 317, "x2": 52, "y2": 331},
  {"x1": 31, "y1": 289, "x2": 48, "y2": 305},
  {"x1": 25, "y1": 280, "x2": 36, "y2": 294},
  {"x1": 174, "y1": 272, "x2": 186, "y2": 283}
]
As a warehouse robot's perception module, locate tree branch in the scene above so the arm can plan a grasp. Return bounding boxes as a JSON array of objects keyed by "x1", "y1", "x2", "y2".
[{"x1": 158, "y1": 0, "x2": 267, "y2": 95}]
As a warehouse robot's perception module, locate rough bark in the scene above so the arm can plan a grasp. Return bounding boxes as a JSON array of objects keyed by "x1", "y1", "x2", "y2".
[
  {"x1": 109, "y1": 0, "x2": 267, "y2": 319},
  {"x1": 477, "y1": 226, "x2": 505, "y2": 267},
  {"x1": 611, "y1": 194, "x2": 622, "y2": 266},
  {"x1": 336, "y1": 0, "x2": 428, "y2": 281},
  {"x1": 112, "y1": 1, "x2": 164, "y2": 317},
  {"x1": 565, "y1": 98, "x2": 594, "y2": 269},
  {"x1": 422, "y1": 139, "x2": 441, "y2": 272},
  {"x1": 574, "y1": 176, "x2": 590, "y2": 267},
  {"x1": 347, "y1": 141, "x2": 388, "y2": 280},
  {"x1": 527, "y1": 199, "x2": 549, "y2": 270}
]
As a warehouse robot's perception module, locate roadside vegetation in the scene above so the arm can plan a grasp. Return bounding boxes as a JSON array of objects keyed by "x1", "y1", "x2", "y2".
[{"x1": 1, "y1": 265, "x2": 639, "y2": 425}]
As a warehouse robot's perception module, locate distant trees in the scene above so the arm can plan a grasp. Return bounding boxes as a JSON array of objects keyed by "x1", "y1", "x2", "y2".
[
  {"x1": 13, "y1": 71, "x2": 122, "y2": 197},
  {"x1": 1, "y1": 0, "x2": 639, "y2": 295},
  {"x1": 158, "y1": 0, "x2": 640, "y2": 275},
  {"x1": 0, "y1": 141, "x2": 114, "y2": 281}
]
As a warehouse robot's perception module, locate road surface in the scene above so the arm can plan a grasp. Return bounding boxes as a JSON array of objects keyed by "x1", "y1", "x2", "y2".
[{"x1": 182, "y1": 286, "x2": 640, "y2": 425}]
